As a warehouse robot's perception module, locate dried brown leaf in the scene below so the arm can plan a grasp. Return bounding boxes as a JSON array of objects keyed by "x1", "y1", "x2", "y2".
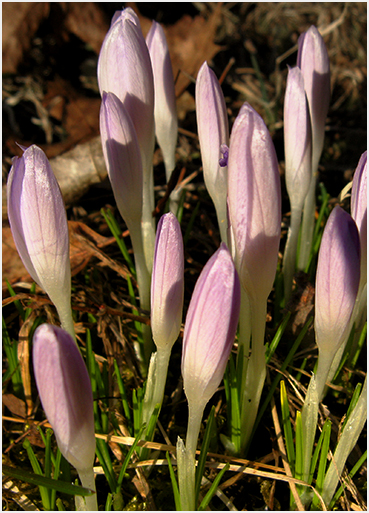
[{"x1": 2, "y1": 2, "x2": 50, "y2": 74}]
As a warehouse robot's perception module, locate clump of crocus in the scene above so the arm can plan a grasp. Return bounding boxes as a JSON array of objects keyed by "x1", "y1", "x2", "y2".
[
  {"x1": 301, "y1": 205, "x2": 360, "y2": 489},
  {"x1": 196, "y1": 61, "x2": 229, "y2": 243},
  {"x1": 100, "y1": 91, "x2": 152, "y2": 363},
  {"x1": 227, "y1": 102, "x2": 281, "y2": 453},
  {"x1": 282, "y1": 66, "x2": 312, "y2": 301},
  {"x1": 146, "y1": 21, "x2": 179, "y2": 211},
  {"x1": 141, "y1": 212, "x2": 184, "y2": 429},
  {"x1": 33, "y1": 324, "x2": 97, "y2": 510},
  {"x1": 7, "y1": 145, "x2": 75, "y2": 339},
  {"x1": 296, "y1": 25, "x2": 331, "y2": 270},
  {"x1": 177, "y1": 243, "x2": 240, "y2": 510},
  {"x1": 98, "y1": 7, "x2": 156, "y2": 273}
]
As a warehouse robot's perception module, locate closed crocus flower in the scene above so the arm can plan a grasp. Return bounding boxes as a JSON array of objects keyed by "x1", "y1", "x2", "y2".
[
  {"x1": 182, "y1": 243, "x2": 240, "y2": 419},
  {"x1": 7, "y1": 145, "x2": 74, "y2": 338},
  {"x1": 284, "y1": 66, "x2": 312, "y2": 209},
  {"x1": 196, "y1": 62, "x2": 229, "y2": 243},
  {"x1": 227, "y1": 102, "x2": 281, "y2": 303},
  {"x1": 100, "y1": 91, "x2": 143, "y2": 227},
  {"x1": 33, "y1": 324, "x2": 97, "y2": 509},
  {"x1": 151, "y1": 212, "x2": 184, "y2": 350},
  {"x1": 351, "y1": 151, "x2": 367, "y2": 287},
  {"x1": 97, "y1": 8, "x2": 154, "y2": 174},
  {"x1": 314, "y1": 206, "x2": 360, "y2": 400},
  {"x1": 297, "y1": 25, "x2": 330, "y2": 175},
  {"x1": 100, "y1": 91, "x2": 151, "y2": 361},
  {"x1": 283, "y1": 66, "x2": 312, "y2": 300},
  {"x1": 141, "y1": 212, "x2": 184, "y2": 429},
  {"x1": 146, "y1": 21, "x2": 178, "y2": 180}
]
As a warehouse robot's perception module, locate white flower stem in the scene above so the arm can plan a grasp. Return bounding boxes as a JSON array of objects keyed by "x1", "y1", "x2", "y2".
[
  {"x1": 283, "y1": 205, "x2": 303, "y2": 303},
  {"x1": 75, "y1": 466, "x2": 97, "y2": 511},
  {"x1": 127, "y1": 220, "x2": 153, "y2": 365},
  {"x1": 177, "y1": 401, "x2": 204, "y2": 511},
  {"x1": 56, "y1": 303, "x2": 76, "y2": 342},
  {"x1": 141, "y1": 346, "x2": 172, "y2": 430}
]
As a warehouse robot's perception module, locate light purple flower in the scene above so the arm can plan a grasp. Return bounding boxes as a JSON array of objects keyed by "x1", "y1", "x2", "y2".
[
  {"x1": 315, "y1": 205, "x2": 361, "y2": 354},
  {"x1": 182, "y1": 243, "x2": 240, "y2": 408},
  {"x1": 97, "y1": 7, "x2": 155, "y2": 172},
  {"x1": 284, "y1": 66, "x2": 312, "y2": 209},
  {"x1": 196, "y1": 61, "x2": 229, "y2": 242},
  {"x1": 151, "y1": 212, "x2": 184, "y2": 350},
  {"x1": 297, "y1": 25, "x2": 330, "y2": 172},
  {"x1": 7, "y1": 145, "x2": 74, "y2": 337},
  {"x1": 100, "y1": 91, "x2": 143, "y2": 227},
  {"x1": 351, "y1": 151, "x2": 367, "y2": 285},
  {"x1": 146, "y1": 21, "x2": 178, "y2": 177},
  {"x1": 227, "y1": 102, "x2": 281, "y2": 303},
  {"x1": 33, "y1": 324, "x2": 95, "y2": 471}
]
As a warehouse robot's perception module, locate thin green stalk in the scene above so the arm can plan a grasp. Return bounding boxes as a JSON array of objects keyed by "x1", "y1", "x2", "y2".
[
  {"x1": 240, "y1": 299, "x2": 267, "y2": 454},
  {"x1": 141, "y1": 347, "x2": 172, "y2": 431}
]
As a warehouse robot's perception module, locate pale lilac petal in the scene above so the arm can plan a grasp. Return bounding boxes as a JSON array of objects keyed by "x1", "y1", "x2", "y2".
[
  {"x1": 351, "y1": 151, "x2": 367, "y2": 286},
  {"x1": 196, "y1": 62, "x2": 229, "y2": 215},
  {"x1": 227, "y1": 102, "x2": 281, "y2": 302},
  {"x1": 151, "y1": 212, "x2": 184, "y2": 349},
  {"x1": 297, "y1": 25, "x2": 330, "y2": 170},
  {"x1": 97, "y1": 8, "x2": 154, "y2": 171},
  {"x1": 315, "y1": 206, "x2": 361, "y2": 352},
  {"x1": 33, "y1": 324, "x2": 95, "y2": 471},
  {"x1": 284, "y1": 66, "x2": 312, "y2": 210},
  {"x1": 100, "y1": 91, "x2": 143, "y2": 227},
  {"x1": 146, "y1": 21, "x2": 178, "y2": 175},
  {"x1": 7, "y1": 145, "x2": 71, "y2": 313},
  {"x1": 182, "y1": 244, "x2": 240, "y2": 408}
]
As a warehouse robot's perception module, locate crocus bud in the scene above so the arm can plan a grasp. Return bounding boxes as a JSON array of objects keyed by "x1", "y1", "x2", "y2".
[
  {"x1": 297, "y1": 25, "x2": 330, "y2": 174},
  {"x1": 284, "y1": 66, "x2": 312, "y2": 211},
  {"x1": 196, "y1": 61, "x2": 229, "y2": 243},
  {"x1": 283, "y1": 66, "x2": 312, "y2": 300},
  {"x1": 33, "y1": 324, "x2": 95, "y2": 472},
  {"x1": 97, "y1": 8, "x2": 155, "y2": 173},
  {"x1": 182, "y1": 243, "x2": 240, "y2": 410},
  {"x1": 100, "y1": 91, "x2": 143, "y2": 227},
  {"x1": 314, "y1": 206, "x2": 360, "y2": 400},
  {"x1": 351, "y1": 151, "x2": 367, "y2": 286},
  {"x1": 227, "y1": 102, "x2": 281, "y2": 303},
  {"x1": 7, "y1": 145, "x2": 74, "y2": 338},
  {"x1": 151, "y1": 212, "x2": 184, "y2": 350},
  {"x1": 146, "y1": 21, "x2": 178, "y2": 178}
]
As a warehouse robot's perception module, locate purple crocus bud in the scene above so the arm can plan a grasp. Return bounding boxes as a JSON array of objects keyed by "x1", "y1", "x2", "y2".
[
  {"x1": 182, "y1": 243, "x2": 240, "y2": 410},
  {"x1": 284, "y1": 66, "x2": 312, "y2": 210},
  {"x1": 7, "y1": 145, "x2": 74, "y2": 338},
  {"x1": 146, "y1": 21, "x2": 178, "y2": 178},
  {"x1": 351, "y1": 151, "x2": 367, "y2": 286},
  {"x1": 100, "y1": 91, "x2": 143, "y2": 227},
  {"x1": 196, "y1": 62, "x2": 229, "y2": 243},
  {"x1": 151, "y1": 212, "x2": 184, "y2": 350},
  {"x1": 314, "y1": 206, "x2": 361, "y2": 400},
  {"x1": 227, "y1": 102, "x2": 281, "y2": 304},
  {"x1": 297, "y1": 25, "x2": 330, "y2": 174},
  {"x1": 97, "y1": 8, "x2": 155, "y2": 173},
  {"x1": 33, "y1": 324, "x2": 95, "y2": 472}
]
